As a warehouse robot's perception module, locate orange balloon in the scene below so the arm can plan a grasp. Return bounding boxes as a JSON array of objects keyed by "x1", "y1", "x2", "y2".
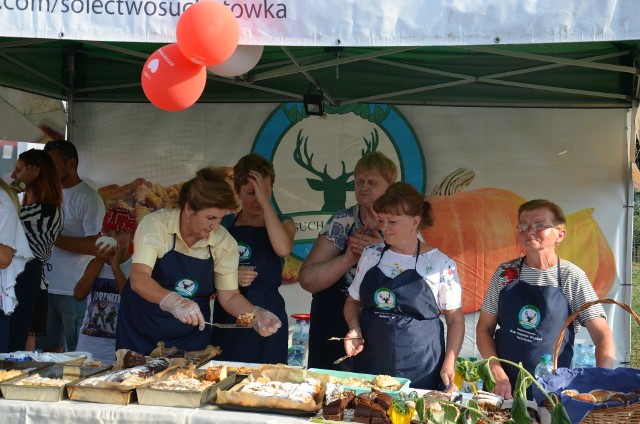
[
  {"x1": 141, "y1": 44, "x2": 207, "y2": 112},
  {"x1": 176, "y1": 0, "x2": 239, "y2": 66}
]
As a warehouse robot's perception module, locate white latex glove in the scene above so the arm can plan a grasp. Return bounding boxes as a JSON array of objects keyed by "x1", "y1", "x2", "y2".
[
  {"x1": 159, "y1": 292, "x2": 205, "y2": 331},
  {"x1": 252, "y1": 306, "x2": 282, "y2": 337}
]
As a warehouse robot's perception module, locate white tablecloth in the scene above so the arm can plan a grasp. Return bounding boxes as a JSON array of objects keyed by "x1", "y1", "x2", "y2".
[{"x1": 0, "y1": 399, "x2": 312, "y2": 424}]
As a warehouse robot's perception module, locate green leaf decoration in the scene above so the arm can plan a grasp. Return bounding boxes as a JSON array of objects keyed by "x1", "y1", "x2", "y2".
[
  {"x1": 416, "y1": 396, "x2": 426, "y2": 423},
  {"x1": 465, "y1": 399, "x2": 485, "y2": 424},
  {"x1": 455, "y1": 411, "x2": 468, "y2": 424},
  {"x1": 426, "y1": 407, "x2": 444, "y2": 424},
  {"x1": 282, "y1": 103, "x2": 307, "y2": 125},
  {"x1": 510, "y1": 396, "x2": 532, "y2": 424},
  {"x1": 551, "y1": 403, "x2": 572, "y2": 424},
  {"x1": 513, "y1": 364, "x2": 533, "y2": 400},
  {"x1": 477, "y1": 360, "x2": 496, "y2": 392},
  {"x1": 443, "y1": 403, "x2": 459, "y2": 422},
  {"x1": 456, "y1": 359, "x2": 481, "y2": 382}
]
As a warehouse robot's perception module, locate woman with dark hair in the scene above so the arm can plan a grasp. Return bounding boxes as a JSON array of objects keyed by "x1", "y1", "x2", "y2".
[
  {"x1": 343, "y1": 182, "x2": 464, "y2": 390},
  {"x1": 116, "y1": 167, "x2": 281, "y2": 355},
  {"x1": 212, "y1": 154, "x2": 295, "y2": 364},
  {"x1": 9, "y1": 149, "x2": 62, "y2": 351}
]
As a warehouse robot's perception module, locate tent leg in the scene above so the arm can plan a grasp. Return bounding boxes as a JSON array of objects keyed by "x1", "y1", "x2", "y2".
[{"x1": 64, "y1": 49, "x2": 75, "y2": 141}]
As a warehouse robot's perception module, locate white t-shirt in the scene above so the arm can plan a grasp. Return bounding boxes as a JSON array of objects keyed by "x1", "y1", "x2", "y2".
[
  {"x1": 46, "y1": 181, "x2": 105, "y2": 296},
  {"x1": 348, "y1": 243, "x2": 462, "y2": 311},
  {"x1": 0, "y1": 188, "x2": 33, "y2": 314},
  {"x1": 76, "y1": 258, "x2": 132, "y2": 364}
]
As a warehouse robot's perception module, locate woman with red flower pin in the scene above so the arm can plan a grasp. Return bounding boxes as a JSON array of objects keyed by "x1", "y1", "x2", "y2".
[{"x1": 476, "y1": 199, "x2": 615, "y2": 399}]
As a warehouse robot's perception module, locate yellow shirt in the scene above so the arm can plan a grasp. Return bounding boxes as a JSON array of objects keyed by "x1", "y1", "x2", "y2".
[{"x1": 132, "y1": 208, "x2": 239, "y2": 290}]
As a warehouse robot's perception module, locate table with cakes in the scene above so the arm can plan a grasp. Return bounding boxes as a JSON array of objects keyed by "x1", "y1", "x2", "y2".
[{"x1": 0, "y1": 345, "x2": 527, "y2": 424}]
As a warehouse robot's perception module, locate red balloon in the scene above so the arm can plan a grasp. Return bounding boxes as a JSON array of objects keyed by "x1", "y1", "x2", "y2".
[
  {"x1": 141, "y1": 44, "x2": 207, "y2": 112},
  {"x1": 176, "y1": 0, "x2": 239, "y2": 66}
]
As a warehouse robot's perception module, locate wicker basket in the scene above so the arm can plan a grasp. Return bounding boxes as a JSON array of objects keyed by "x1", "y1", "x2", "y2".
[{"x1": 549, "y1": 298, "x2": 640, "y2": 424}]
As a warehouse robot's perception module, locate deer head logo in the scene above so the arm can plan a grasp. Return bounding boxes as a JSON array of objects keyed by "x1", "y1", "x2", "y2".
[
  {"x1": 374, "y1": 288, "x2": 396, "y2": 310},
  {"x1": 293, "y1": 128, "x2": 379, "y2": 211}
]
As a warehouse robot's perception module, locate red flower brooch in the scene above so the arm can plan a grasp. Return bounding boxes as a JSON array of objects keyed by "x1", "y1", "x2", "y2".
[{"x1": 501, "y1": 266, "x2": 519, "y2": 286}]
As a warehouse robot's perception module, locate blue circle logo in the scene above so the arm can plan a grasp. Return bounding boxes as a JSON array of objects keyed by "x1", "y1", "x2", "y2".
[
  {"x1": 375, "y1": 288, "x2": 397, "y2": 310},
  {"x1": 252, "y1": 103, "x2": 426, "y2": 261},
  {"x1": 174, "y1": 278, "x2": 198, "y2": 298},
  {"x1": 518, "y1": 305, "x2": 541, "y2": 330},
  {"x1": 238, "y1": 243, "x2": 252, "y2": 262}
]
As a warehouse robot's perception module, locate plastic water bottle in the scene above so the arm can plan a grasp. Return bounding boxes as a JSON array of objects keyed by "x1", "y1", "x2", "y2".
[
  {"x1": 289, "y1": 315, "x2": 310, "y2": 367},
  {"x1": 585, "y1": 344, "x2": 596, "y2": 368},
  {"x1": 534, "y1": 354, "x2": 553, "y2": 380},
  {"x1": 572, "y1": 343, "x2": 587, "y2": 368}
]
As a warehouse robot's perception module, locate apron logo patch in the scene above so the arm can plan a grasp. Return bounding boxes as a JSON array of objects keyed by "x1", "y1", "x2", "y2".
[
  {"x1": 174, "y1": 278, "x2": 199, "y2": 298},
  {"x1": 374, "y1": 288, "x2": 396, "y2": 310},
  {"x1": 238, "y1": 243, "x2": 252, "y2": 262},
  {"x1": 518, "y1": 305, "x2": 541, "y2": 330}
]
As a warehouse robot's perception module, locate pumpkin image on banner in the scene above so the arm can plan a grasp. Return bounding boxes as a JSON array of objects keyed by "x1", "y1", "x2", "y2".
[
  {"x1": 558, "y1": 208, "x2": 616, "y2": 298},
  {"x1": 421, "y1": 169, "x2": 616, "y2": 314},
  {"x1": 422, "y1": 169, "x2": 524, "y2": 314}
]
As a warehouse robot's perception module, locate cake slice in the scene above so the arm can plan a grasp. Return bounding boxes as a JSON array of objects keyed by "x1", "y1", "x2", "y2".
[{"x1": 235, "y1": 312, "x2": 255, "y2": 327}]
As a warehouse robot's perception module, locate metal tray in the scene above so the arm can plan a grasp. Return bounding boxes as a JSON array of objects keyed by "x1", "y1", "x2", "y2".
[
  {"x1": 197, "y1": 360, "x2": 263, "y2": 373},
  {"x1": 0, "y1": 361, "x2": 55, "y2": 386},
  {"x1": 66, "y1": 383, "x2": 136, "y2": 405},
  {"x1": 216, "y1": 402, "x2": 319, "y2": 417},
  {"x1": 307, "y1": 368, "x2": 410, "y2": 397},
  {"x1": 136, "y1": 370, "x2": 238, "y2": 408},
  {"x1": 215, "y1": 374, "x2": 320, "y2": 417},
  {"x1": 66, "y1": 362, "x2": 173, "y2": 405},
  {"x1": 0, "y1": 364, "x2": 109, "y2": 402}
]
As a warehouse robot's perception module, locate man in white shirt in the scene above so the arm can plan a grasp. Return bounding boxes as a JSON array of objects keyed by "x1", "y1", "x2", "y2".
[{"x1": 38, "y1": 140, "x2": 105, "y2": 352}]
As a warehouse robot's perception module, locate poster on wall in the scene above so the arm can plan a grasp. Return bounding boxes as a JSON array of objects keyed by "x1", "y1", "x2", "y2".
[{"x1": 77, "y1": 102, "x2": 628, "y2": 358}]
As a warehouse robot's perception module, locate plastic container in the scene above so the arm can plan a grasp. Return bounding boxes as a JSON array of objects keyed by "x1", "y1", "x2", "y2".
[
  {"x1": 288, "y1": 314, "x2": 310, "y2": 367},
  {"x1": 572, "y1": 343, "x2": 587, "y2": 368},
  {"x1": 534, "y1": 354, "x2": 553, "y2": 379},
  {"x1": 585, "y1": 344, "x2": 596, "y2": 368}
]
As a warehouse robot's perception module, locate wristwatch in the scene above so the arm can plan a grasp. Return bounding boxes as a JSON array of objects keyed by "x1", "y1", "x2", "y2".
[{"x1": 10, "y1": 180, "x2": 26, "y2": 193}]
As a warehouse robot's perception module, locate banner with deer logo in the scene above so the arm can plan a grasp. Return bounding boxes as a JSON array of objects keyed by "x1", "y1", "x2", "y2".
[{"x1": 75, "y1": 102, "x2": 629, "y2": 358}]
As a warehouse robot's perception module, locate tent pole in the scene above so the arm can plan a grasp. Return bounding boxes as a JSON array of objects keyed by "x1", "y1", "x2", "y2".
[
  {"x1": 623, "y1": 101, "x2": 638, "y2": 366},
  {"x1": 64, "y1": 49, "x2": 75, "y2": 141}
]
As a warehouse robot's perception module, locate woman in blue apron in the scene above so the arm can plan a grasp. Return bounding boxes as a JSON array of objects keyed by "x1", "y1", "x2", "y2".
[
  {"x1": 116, "y1": 167, "x2": 282, "y2": 355},
  {"x1": 343, "y1": 182, "x2": 465, "y2": 390},
  {"x1": 211, "y1": 154, "x2": 295, "y2": 364},
  {"x1": 299, "y1": 152, "x2": 397, "y2": 371},
  {"x1": 476, "y1": 199, "x2": 615, "y2": 400}
]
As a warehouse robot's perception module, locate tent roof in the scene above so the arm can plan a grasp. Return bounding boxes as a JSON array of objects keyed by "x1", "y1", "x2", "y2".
[{"x1": 0, "y1": 38, "x2": 638, "y2": 108}]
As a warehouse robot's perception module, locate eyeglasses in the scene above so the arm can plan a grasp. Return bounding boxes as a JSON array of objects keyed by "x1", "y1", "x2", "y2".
[{"x1": 516, "y1": 223, "x2": 557, "y2": 233}]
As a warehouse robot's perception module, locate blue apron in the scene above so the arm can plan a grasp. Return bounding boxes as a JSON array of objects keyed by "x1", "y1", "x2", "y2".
[
  {"x1": 211, "y1": 212, "x2": 288, "y2": 364},
  {"x1": 308, "y1": 274, "x2": 354, "y2": 371},
  {"x1": 495, "y1": 257, "x2": 574, "y2": 388},
  {"x1": 356, "y1": 242, "x2": 445, "y2": 390},
  {"x1": 116, "y1": 235, "x2": 215, "y2": 355}
]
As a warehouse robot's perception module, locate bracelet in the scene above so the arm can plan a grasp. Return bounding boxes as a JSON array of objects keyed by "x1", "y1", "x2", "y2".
[{"x1": 10, "y1": 180, "x2": 26, "y2": 193}]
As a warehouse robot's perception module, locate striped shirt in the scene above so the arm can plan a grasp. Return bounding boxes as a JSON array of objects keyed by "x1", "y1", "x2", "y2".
[
  {"x1": 19, "y1": 203, "x2": 62, "y2": 289},
  {"x1": 480, "y1": 257, "x2": 606, "y2": 333}
]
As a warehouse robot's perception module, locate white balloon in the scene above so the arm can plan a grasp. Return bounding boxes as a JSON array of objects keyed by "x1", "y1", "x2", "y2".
[{"x1": 206, "y1": 45, "x2": 264, "y2": 77}]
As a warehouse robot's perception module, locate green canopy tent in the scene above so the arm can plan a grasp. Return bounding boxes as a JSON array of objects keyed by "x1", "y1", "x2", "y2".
[{"x1": 0, "y1": 39, "x2": 637, "y2": 108}]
